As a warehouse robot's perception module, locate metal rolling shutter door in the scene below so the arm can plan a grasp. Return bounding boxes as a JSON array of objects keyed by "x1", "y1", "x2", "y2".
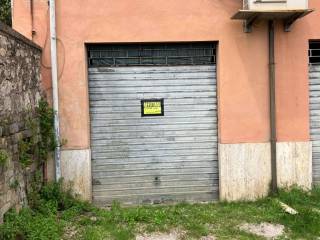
[
  {"x1": 88, "y1": 43, "x2": 218, "y2": 205},
  {"x1": 310, "y1": 64, "x2": 320, "y2": 184}
]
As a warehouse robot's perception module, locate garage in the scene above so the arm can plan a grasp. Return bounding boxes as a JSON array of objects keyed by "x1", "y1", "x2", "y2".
[
  {"x1": 309, "y1": 41, "x2": 320, "y2": 184},
  {"x1": 87, "y1": 43, "x2": 218, "y2": 205}
]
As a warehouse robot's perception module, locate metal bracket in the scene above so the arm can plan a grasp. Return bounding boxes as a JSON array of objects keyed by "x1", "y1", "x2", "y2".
[
  {"x1": 243, "y1": 13, "x2": 258, "y2": 33},
  {"x1": 284, "y1": 12, "x2": 303, "y2": 32}
]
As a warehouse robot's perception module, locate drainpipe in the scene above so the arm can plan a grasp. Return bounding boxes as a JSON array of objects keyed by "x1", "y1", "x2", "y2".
[
  {"x1": 49, "y1": 0, "x2": 61, "y2": 181},
  {"x1": 269, "y1": 20, "x2": 277, "y2": 193},
  {"x1": 11, "y1": 0, "x2": 13, "y2": 22},
  {"x1": 30, "y1": 0, "x2": 35, "y2": 39}
]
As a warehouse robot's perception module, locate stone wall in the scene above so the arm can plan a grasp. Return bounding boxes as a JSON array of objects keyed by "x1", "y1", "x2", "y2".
[{"x1": 0, "y1": 22, "x2": 42, "y2": 223}]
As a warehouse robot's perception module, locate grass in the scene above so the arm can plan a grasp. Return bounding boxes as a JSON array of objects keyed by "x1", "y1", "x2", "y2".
[{"x1": 1, "y1": 183, "x2": 320, "y2": 240}]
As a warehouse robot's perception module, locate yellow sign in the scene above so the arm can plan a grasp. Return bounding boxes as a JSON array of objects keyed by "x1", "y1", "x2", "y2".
[
  {"x1": 141, "y1": 99, "x2": 164, "y2": 116},
  {"x1": 144, "y1": 101, "x2": 162, "y2": 115}
]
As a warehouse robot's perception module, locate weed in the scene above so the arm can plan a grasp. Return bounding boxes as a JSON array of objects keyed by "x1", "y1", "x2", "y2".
[
  {"x1": 0, "y1": 180, "x2": 90, "y2": 240},
  {"x1": 18, "y1": 138, "x2": 33, "y2": 167},
  {"x1": 37, "y1": 100, "x2": 56, "y2": 162},
  {"x1": 0, "y1": 208, "x2": 63, "y2": 240},
  {"x1": 18, "y1": 99, "x2": 56, "y2": 168},
  {"x1": 0, "y1": 149, "x2": 8, "y2": 167},
  {"x1": 9, "y1": 179, "x2": 19, "y2": 190}
]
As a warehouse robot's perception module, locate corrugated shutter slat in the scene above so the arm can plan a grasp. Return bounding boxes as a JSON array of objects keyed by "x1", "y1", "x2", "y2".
[{"x1": 89, "y1": 65, "x2": 218, "y2": 205}]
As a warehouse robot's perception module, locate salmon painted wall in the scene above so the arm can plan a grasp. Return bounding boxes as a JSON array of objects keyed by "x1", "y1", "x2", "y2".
[
  {"x1": 275, "y1": 8, "x2": 320, "y2": 142},
  {"x1": 12, "y1": 0, "x2": 320, "y2": 149}
]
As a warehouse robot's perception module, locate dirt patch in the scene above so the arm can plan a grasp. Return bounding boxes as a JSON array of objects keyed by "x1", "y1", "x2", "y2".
[
  {"x1": 136, "y1": 231, "x2": 216, "y2": 240},
  {"x1": 200, "y1": 236, "x2": 216, "y2": 240},
  {"x1": 136, "y1": 230, "x2": 184, "y2": 240},
  {"x1": 239, "y1": 223, "x2": 284, "y2": 239},
  {"x1": 62, "y1": 224, "x2": 78, "y2": 240}
]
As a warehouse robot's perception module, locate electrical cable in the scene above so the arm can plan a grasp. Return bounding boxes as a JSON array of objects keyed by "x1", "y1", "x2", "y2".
[
  {"x1": 41, "y1": 7, "x2": 51, "y2": 69},
  {"x1": 56, "y1": 37, "x2": 65, "y2": 80},
  {"x1": 40, "y1": 6, "x2": 65, "y2": 80}
]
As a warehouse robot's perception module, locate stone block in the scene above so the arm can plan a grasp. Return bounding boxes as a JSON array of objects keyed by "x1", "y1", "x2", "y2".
[
  {"x1": 0, "y1": 25, "x2": 42, "y2": 219},
  {"x1": 277, "y1": 141, "x2": 312, "y2": 189},
  {"x1": 9, "y1": 123, "x2": 19, "y2": 134},
  {"x1": 219, "y1": 143, "x2": 272, "y2": 201},
  {"x1": 0, "y1": 202, "x2": 12, "y2": 219},
  {"x1": 12, "y1": 144, "x2": 18, "y2": 154},
  {"x1": 2, "y1": 126, "x2": 10, "y2": 137},
  {"x1": 0, "y1": 137, "x2": 6, "y2": 148},
  {"x1": 0, "y1": 48, "x2": 6, "y2": 57}
]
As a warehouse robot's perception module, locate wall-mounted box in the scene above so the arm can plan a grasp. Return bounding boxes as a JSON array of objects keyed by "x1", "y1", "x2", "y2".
[
  {"x1": 233, "y1": 0, "x2": 313, "y2": 32},
  {"x1": 243, "y1": 0, "x2": 308, "y2": 11}
]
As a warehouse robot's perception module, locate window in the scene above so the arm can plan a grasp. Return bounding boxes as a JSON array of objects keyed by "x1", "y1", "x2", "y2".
[
  {"x1": 87, "y1": 43, "x2": 216, "y2": 67},
  {"x1": 309, "y1": 41, "x2": 320, "y2": 65}
]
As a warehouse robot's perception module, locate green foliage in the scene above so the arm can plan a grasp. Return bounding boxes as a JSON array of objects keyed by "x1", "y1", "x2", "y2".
[
  {"x1": 77, "y1": 186, "x2": 320, "y2": 240},
  {"x1": 38, "y1": 180, "x2": 80, "y2": 212},
  {"x1": 0, "y1": 0, "x2": 11, "y2": 26},
  {"x1": 0, "y1": 208, "x2": 62, "y2": 240},
  {"x1": 9, "y1": 179, "x2": 19, "y2": 190},
  {"x1": 18, "y1": 138, "x2": 33, "y2": 168},
  {"x1": 1, "y1": 186, "x2": 320, "y2": 239},
  {"x1": 26, "y1": 170, "x2": 43, "y2": 210},
  {"x1": 0, "y1": 180, "x2": 91, "y2": 240},
  {"x1": 0, "y1": 149, "x2": 9, "y2": 167},
  {"x1": 37, "y1": 100, "x2": 56, "y2": 161},
  {"x1": 18, "y1": 100, "x2": 56, "y2": 168},
  {"x1": 274, "y1": 186, "x2": 320, "y2": 238}
]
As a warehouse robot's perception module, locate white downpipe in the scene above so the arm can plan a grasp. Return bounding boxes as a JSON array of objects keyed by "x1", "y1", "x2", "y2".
[{"x1": 49, "y1": 0, "x2": 61, "y2": 180}]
